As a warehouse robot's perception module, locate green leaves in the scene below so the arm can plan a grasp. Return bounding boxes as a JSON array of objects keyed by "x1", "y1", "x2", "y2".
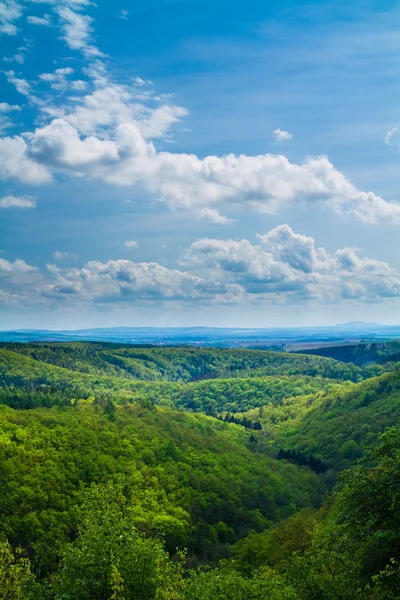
[
  {"x1": 0, "y1": 541, "x2": 31, "y2": 600},
  {"x1": 1, "y1": 341, "x2": 400, "y2": 599},
  {"x1": 54, "y1": 483, "x2": 183, "y2": 600},
  {"x1": 182, "y1": 566, "x2": 299, "y2": 600}
]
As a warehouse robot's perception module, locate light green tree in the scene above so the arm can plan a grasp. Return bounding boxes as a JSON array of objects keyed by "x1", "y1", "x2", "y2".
[{"x1": 0, "y1": 541, "x2": 31, "y2": 600}]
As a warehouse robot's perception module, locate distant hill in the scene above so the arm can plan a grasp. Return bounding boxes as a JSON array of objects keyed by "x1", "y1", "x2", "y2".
[
  {"x1": 296, "y1": 340, "x2": 400, "y2": 365},
  {"x1": 1, "y1": 323, "x2": 400, "y2": 346},
  {"x1": 333, "y1": 321, "x2": 382, "y2": 330},
  {"x1": 262, "y1": 368, "x2": 400, "y2": 471},
  {"x1": 0, "y1": 342, "x2": 384, "y2": 413}
]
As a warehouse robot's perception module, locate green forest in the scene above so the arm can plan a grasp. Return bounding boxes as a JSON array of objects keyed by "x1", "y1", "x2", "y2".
[
  {"x1": 1, "y1": 341, "x2": 400, "y2": 599},
  {"x1": 297, "y1": 340, "x2": 400, "y2": 366}
]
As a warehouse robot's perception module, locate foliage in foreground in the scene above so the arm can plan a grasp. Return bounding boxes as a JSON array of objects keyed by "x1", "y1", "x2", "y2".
[
  {"x1": 1, "y1": 341, "x2": 400, "y2": 598},
  {"x1": 0, "y1": 401, "x2": 321, "y2": 573},
  {"x1": 3, "y1": 427, "x2": 400, "y2": 599}
]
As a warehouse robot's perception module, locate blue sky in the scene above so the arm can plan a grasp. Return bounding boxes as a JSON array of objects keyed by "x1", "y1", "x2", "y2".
[{"x1": 1, "y1": 0, "x2": 400, "y2": 328}]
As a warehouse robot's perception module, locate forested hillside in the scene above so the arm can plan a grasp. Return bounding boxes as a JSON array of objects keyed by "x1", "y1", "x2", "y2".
[
  {"x1": 1, "y1": 341, "x2": 400, "y2": 599},
  {"x1": 0, "y1": 342, "x2": 389, "y2": 414},
  {"x1": 1, "y1": 341, "x2": 388, "y2": 381},
  {"x1": 243, "y1": 369, "x2": 400, "y2": 471},
  {"x1": 0, "y1": 402, "x2": 321, "y2": 569},
  {"x1": 298, "y1": 340, "x2": 400, "y2": 365}
]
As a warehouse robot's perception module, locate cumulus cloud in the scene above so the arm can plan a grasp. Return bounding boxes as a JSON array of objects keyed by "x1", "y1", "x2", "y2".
[
  {"x1": 27, "y1": 13, "x2": 51, "y2": 26},
  {"x1": 70, "y1": 79, "x2": 86, "y2": 90},
  {"x1": 124, "y1": 240, "x2": 138, "y2": 248},
  {"x1": 0, "y1": 0, "x2": 22, "y2": 35},
  {"x1": 1, "y1": 0, "x2": 399, "y2": 230},
  {"x1": 138, "y1": 104, "x2": 188, "y2": 139},
  {"x1": 39, "y1": 66, "x2": 74, "y2": 90},
  {"x1": 52, "y1": 250, "x2": 78, "y2": 262},
  {"x1": 1, "y1": 225, "x2": 400, "y2": 309},
  {"x1": 4, "y1": 70, "x2": 31, "y2": 96},
  {"x1": 272, "y1": 128, "x2": 293, "y2": 142},
  {"x1": 0, "y1": 102, "x2": 20, "y2": 112},
  {"x1": 40, "y1": 67, "x2": 74, "y2": 79},
  {"x1": 10, "y1": 118, "x2": 400, "y2": 225},
  {"x1": 57, "y1": 80, "x2": 188, "y2": 139},
  {"x1": 26, "y1": 118, "x2": 120, "y2": 169},
  {"x1": 0, "y1": 256, "x2": 41, "y2": 305},
  {"x1": 118, "y1": 9, "x2": 128, "y2": 20},
  {"x1": 0, "y1": 195, "x2": 36, "y2": 208},
  {"x1": 0, "y1": 135, "x2": 51, "y2": 182},
  {"x1": 40, "y1": 259, "x2": 226, "y2": 302},
  {"x1": 0, "y1": 101, "x2": 21, "y2": 133},
  {"x1": 196, "y1": 208, "x2": 234, "y2": 224},
  {"x1": 332, "y1": 190, "x2": 400, "y2": 224},
  {"x1": 0, "y1": 257, "x2": 36, "y2": 273},
  {"x1": 183, "y1": 224, "x2": 400, "y2": 301}
]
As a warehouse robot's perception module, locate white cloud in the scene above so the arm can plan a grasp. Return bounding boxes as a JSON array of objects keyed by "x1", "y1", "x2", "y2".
[
  {"x1": 0, "y1": 102, "x2": 20, "y2": 112},
  {"x1": 196, "y1": 208, "x2": 234, "y2": 224},
  {"x1": 119, "y1": 9, "x2": 128, "y2": 20},
  {"x1": 60, "y1": 83, "x2": 141, "y2": 134},
  {"x1": 384, "y1": 127, "x2": 400, "y2": 147},
  {"x1": 12, "y1": 53, "x2": 24, "y2": 63},
  {"x1": 0, "y1": 0, "x2": 22, "y2": 35},
  {"x1": 40, "y1": 259, "x2": 226, "y2": 302},
  {"x1": 3, "y1": 41, "x2": 31, "y2": 64},
  {"x1": 272, "y1": 128, "x2": 293, "y2": 142},
  {"x1": 57, "y1": 81, "x2": 187, "y2": 139},
  {"x1": 1, "y1": 116, "x2": 399, "y2": 225},
  {"x1": 0, "y1": 195, "x2": 36, "y2": 208},
  {"x1": 57, "y1": 6, "x2": 90, "y2": 50},
  {"x1": 256, "y1": 225, "x2": 327, "y2": 273},
  {"x1": 0, "y1": 257, "x2": 36, "y2": 273},
  {"x1": 70, "y1": 79, "x2": 86, "y2": 90},
  {"x1": 57, "y1": 5, "x2": 103, "y2": 57},
  {"x1": 0, "y1": 3, "x2": 398, "y2": 229},
  {"x1": 0, "y1": 135, "x2": 51, "y2": 183},
  {"x1": 0, "y1": 289, "x2": 21, "y2": 305},
  {"x1": 138, "y1": 104, "x2": 188, "y2": 139},
  {"x1": 26, "y1": 118, "x2": 120, "y2": 169},
  {"x1": 124, "y1": 240, "x2": 138, "y2": 248},
  {"x1": 3, "y1": 68, "x2": 42, "y2": 105},
  {"x1": 40, "y1": 67, "x2": 74, "y2": 81},
  {"x1": 0, "y1": 255, "x2": 41, "y2": 305},
  {"x1": 53, "y1": 250, "x2": 78, "y2": 261},
  {"x1": 332, "y1": 190, "x2": 400, "y2": 224},
  {"x1": 183, "y1": 224, "x2": 400, "y2": 301},
  {"x1": 0, "y1": 116, "x2": 12, "y2": 133},
  {"x1": 39, "y1": 66, "x2": 74, "y2": 90},
  {"x1": 4, "y1": 70, "x2": 31, "y2": 96},
  {"x1": 2, "y1": 224, "x2": 398, "y2": 309},
  {"x1": 1, "y1": 113, "x2": 399, "y2": 225},
  {"x1": 0, "y1": 101, "x2": 20, "y2": 133},
  {"x1": 27, "y1": 13, "x2": 51, "y2": 26}
]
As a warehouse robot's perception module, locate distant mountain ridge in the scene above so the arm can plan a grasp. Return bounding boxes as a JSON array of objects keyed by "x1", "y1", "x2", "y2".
[{"x1": 1, "y1": 323, "x2": 399, "y2": 346}]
